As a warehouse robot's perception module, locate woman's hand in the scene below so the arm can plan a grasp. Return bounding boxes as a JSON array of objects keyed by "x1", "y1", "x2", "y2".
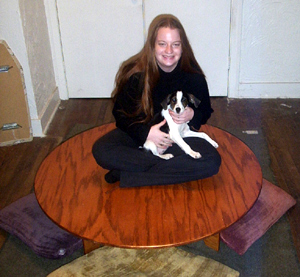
[
  {"x1": 169, "y1": 107, "x2": 194, "y2": 124},
  {"x1": 147, "y1": 119, "x2": 173, "y2": 149}
]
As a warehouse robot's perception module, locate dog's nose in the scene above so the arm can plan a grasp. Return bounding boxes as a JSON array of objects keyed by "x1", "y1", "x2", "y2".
[{"x1": 176, "y1": 107, "x2": 181, "y2": 113}]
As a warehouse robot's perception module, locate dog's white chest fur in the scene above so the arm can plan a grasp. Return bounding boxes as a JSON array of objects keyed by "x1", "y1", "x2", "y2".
[{"x1": 161, "y1": 108, "x2": 188, "y2": 136}]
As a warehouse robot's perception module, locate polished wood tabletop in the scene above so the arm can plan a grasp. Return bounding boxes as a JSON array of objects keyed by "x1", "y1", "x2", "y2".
[{"x1": 35, "y1": 123, "x2": 262, "y2": 250}]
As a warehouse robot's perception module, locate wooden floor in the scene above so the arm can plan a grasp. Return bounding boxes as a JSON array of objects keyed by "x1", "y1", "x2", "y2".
[{"x1": 0, "y1": 97, "x2": 299, "y2": 261}]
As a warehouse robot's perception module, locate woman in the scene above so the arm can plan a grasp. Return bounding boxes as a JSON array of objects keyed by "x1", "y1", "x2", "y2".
[{"x1": 92, "y1": 14, "x2": 221, "y2": 187}]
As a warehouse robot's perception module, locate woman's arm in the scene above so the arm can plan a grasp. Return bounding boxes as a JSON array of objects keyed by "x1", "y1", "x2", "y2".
[
  {"x1": 113, "y1": 74, "x2": 173, "y2": 148},
  {"x1": 112, "y1": 75, "x2": 151, "y2": 146},
  {"x1": 186, "y1": 75, "x2": 213, "y2": 130}
]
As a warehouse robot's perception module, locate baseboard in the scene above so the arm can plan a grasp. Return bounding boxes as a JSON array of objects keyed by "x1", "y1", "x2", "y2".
[
  {"x1": 32, "y1": 87, "x2": 60, "y2": 137},
  {"x1": 229, "y1": 83, "x2": 300, "y2": 98}
]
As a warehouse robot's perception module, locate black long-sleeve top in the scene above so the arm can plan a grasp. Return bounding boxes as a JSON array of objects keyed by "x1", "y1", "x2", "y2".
[{"x1": 112, "y1": 62, "x2": 213, "y2": 146}]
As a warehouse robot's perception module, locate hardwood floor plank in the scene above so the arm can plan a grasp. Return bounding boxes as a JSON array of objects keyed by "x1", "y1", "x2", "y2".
[
  {"x1": 0, "y1": 229, "x2": 7, "y2": 251},
  {"x1": 267, "y1": 144, "x2": 300, "y2": 261},
  {"x1": 0, "y1": 137, "x2": 61, "y2": 209},
  {"x1": 100, "y1": 99, "x2": 115, "y2": 125},
  {"x1": 261, "y1": 101, "x2": 300, "y2": 261}
]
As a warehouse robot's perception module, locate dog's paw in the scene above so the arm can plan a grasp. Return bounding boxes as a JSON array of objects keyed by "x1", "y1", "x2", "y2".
[
  {"x1": 212, "y1": 141, "x2": 219, "y2": 148},
  {"x1": 207, "y1": 139, "x2": 218, "y2": 148},
  {"x1": 159, "y1": 153, "x2": 174, "y2": 160},
  {"x1": 189, "y1": 150, "x2": 202, "y2": 159}
]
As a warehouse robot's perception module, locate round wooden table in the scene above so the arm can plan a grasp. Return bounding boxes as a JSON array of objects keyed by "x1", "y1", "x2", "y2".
[{"x1": 35, "y1": 123, "x2": 262, "y2": 253}]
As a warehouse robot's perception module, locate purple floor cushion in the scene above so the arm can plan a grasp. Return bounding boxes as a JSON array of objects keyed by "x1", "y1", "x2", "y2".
[
  {"x1": 0, "y1": 193, "x2": 83, "y2": 259},
  {"x1": 220, "y1": 179, "x2": 296, "y2": 255}
]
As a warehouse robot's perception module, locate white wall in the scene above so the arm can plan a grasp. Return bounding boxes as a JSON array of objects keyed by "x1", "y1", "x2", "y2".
[
  {"x1": 52, "y1": 0, "x2": 230, "y2": 98},
  {"x1": 54, "y1": 0, "x2": 145, "y2": 98},
  {"x1": 144, "y1": 0, "x2": 231, "y2": 97},
  {"x1": 0, "y1": 0, "x2": 60, "y2": 136},
  {"x1": 50, "y1": 0, "x2": 300, "y2": 99},
  {"x1": 229, "y1": 0, "x2": 300, "y2": 98}
]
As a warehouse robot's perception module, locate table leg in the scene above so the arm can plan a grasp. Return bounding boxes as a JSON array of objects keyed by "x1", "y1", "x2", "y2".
[
  {"x1": 83, "y1": 239, "x2": 103, "y2": 254},
  {"x1": 203, "y1": 233, "x2": 220, "y2": 251}
]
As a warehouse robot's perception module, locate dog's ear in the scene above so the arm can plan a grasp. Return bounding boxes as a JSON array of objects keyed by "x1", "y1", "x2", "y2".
[
  {"x1": 161, "y1": 94, "x2": 172, "y2": 110},
  {"x1": 187, "y1": 94, "x2": 201, "y2": 108}
]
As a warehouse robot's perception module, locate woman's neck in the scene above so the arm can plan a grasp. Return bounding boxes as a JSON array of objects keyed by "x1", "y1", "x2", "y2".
[{"x1": 158, "y1": 60, "x2": 181, "y2": 81}]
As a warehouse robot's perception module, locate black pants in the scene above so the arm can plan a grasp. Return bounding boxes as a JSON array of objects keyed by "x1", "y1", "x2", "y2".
[{"x1": 92, "y1": 128, "x2": 221, "y2": 187}]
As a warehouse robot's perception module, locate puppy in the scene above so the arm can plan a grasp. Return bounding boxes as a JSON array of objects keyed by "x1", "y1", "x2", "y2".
[{"x1": 143, "y1": 91, "x2": 218, "y2": 160}]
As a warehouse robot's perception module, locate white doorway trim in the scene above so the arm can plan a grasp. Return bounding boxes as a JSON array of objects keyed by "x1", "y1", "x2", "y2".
[
  {"x1": 44, "y1": 0, "x2": 69, "y2": 100},
  {"x1": 228, "y1": 0, "x2": 243, "y2": 98}
]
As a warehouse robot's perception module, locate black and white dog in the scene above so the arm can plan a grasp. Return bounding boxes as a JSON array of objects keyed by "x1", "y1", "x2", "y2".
[{"x1": 143, "y1": 91, "x2": 218, "y2": 160}]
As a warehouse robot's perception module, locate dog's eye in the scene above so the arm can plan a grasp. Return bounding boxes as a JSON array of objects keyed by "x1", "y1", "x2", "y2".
[
  {"x1": 182, "y1": 97, "x2": 188, "y2": 105},
  {"x1": 171, "y1": 98, "x2": 176, "y2": 103}
]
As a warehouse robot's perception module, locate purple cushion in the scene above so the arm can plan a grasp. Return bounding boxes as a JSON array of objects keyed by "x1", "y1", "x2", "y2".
[
  {"x1": 0, "y1": 193, "x2": 83, "y2": 259},
  {"x1": 220, "y1": 179, "x2": 296, "y2": 255}
]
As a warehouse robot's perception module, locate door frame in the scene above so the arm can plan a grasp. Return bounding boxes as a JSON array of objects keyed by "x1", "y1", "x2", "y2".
[
  {"x1": 44, "y1": 0, "x2": 69, "y2": 100},
  {"x1": 228, "y1": 0, "x2": 243, "y2": 98}
]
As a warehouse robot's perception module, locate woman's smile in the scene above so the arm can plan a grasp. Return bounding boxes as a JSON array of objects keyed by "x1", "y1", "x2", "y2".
[{"x1": 155, "y1": 27, "x2": 182, "y2": 72}]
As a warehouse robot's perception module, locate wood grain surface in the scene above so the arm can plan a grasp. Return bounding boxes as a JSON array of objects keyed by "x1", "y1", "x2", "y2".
[{"x1": 35, "y1": 123, "x2": 262, "y2": 249}]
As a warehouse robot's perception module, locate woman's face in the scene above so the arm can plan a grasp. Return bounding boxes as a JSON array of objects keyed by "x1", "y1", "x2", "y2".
[{"x1": 155, "y1": 27, "x2": 182, "y2": 72}]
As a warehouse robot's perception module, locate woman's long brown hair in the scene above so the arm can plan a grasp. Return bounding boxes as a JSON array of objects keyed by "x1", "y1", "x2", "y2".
[{"x1": 112, "y1": 14, "x2": 204, "y2": 123}]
